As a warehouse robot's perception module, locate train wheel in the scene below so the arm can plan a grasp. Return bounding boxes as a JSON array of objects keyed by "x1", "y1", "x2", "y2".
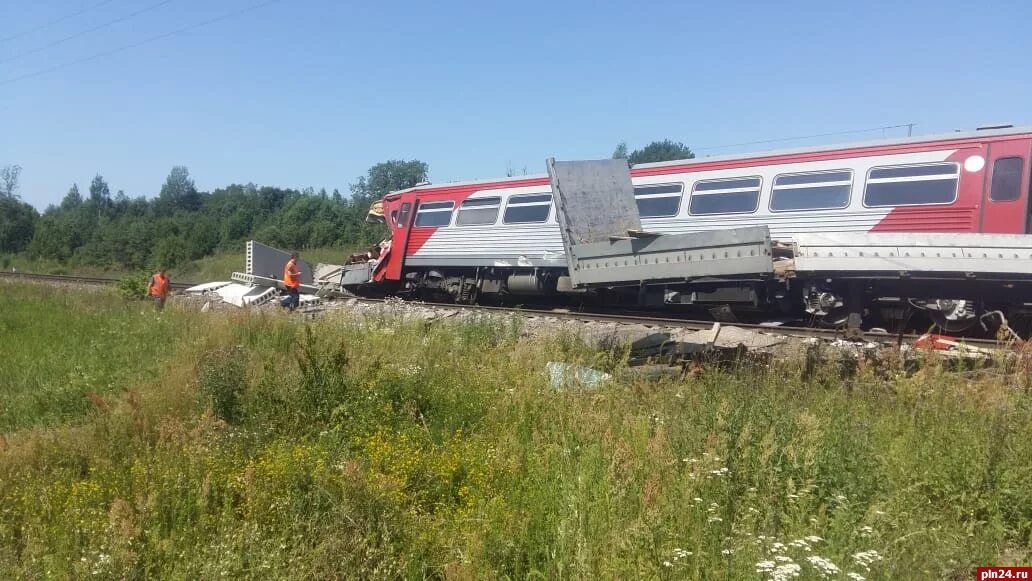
[{"x1": 926, "y1": 299, "x2": 979, "y2": 333}]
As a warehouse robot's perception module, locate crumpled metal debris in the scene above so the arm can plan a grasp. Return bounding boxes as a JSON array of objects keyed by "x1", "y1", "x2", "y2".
[{"x1": 546, "y1": 362, "x2": 611, "y2": 391}]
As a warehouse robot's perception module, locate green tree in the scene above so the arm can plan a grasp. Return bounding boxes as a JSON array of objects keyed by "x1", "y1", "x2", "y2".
[
  {"x1": 612, "y1": 141, "x2": 628, "y2": 159},
  {"x1": 1, "y1": 164, "x2": 22, "y2": 199},
  {"x1": 152, "y1": 236, "x2": 187, "y2": 269},
  {"x1": 156, "y1": 166, "x2": 201, "y2": 214},
  {"x1": 88, "y1": 174, "x2": 111, "y2": 204},
  {"x1": 0, "y1": 197, "x2": 38, "y2": 253},
  {"x1": 360, "y1": 160, "x2": 429, "y2": 200},
  {"x1": 60, "y1": 184, "x2": 82, "y2": 211},
  {"x1": 628, "y1": 140, "x2": 694, "y2": 165}
]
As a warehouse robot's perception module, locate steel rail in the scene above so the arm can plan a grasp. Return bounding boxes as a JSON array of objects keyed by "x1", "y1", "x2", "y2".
[{"x1": 0, "y1": 270, "x2": 198, "y2": 290}]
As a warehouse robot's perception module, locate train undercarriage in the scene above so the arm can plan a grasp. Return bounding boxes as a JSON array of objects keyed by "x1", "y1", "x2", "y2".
[{"x1": 346, "y1": 265, "x2": 1032, "y2": 340}]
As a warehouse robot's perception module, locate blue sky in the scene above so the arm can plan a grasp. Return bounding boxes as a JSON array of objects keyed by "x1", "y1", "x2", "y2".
[{"x1": 2, "y1": 0, "x2": 1031, "y2": 210}]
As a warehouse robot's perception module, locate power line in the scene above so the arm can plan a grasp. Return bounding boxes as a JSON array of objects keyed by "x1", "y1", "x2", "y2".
[
  {"x1": 0, "y1": 0, "x2": 286, "y2": 86},
  {"x1": 0, "y1": 0, "x2": 118, "y2": 43},
  {"x1": 0, "y1": 0, "x2": 177, "y2": 65},
  {"x1": 694, "y1": 124, "x2": 916, "y2": 153}
]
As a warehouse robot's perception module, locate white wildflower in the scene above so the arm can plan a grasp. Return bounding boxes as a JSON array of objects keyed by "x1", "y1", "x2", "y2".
[
  {"x1": 769, "y1": 542, "x2": 786, "y2": 553},
  {"x1": 672, "y1": 548, "x2": 693, "y2": 560},
  {"x1": 756, "y1": 560, "x2": 776, "y2": 572},
  {"x1": 806, "y1": 555, "x2": 840, "y2": 577},
  {"x1": 835, "y1": 495, "x2": 847, "y2": 502},
  {"x1": 852, "y1": 550, "x2": 883, "y2": 570},
  {"x1": 804, "y1": 535, "x2": 823, "y2": 544},
  {"x1": 788, "y1": 539, "x2": 809, "y2": 549},
  {"x1": 693, "y1": 497, "x2": 703, "y2": 503},
  {"x1": 662, "y1": 561, "x2": 673, "y2": 568},
  {"x1": 775, "y1": 555, "x2": 793, "y2": 563},
  {"x1": 847, "y1": 573, "x2": 867, "y2": 581},
  {"x1": 721, "y1": 548, "x2": 734, "y2": 555},
  {"x1": 708, "y1": 516, "x2": 723, "y2": 523},
  {"x1": 858, "y1": 525, "x2": 874, "y2": 538},
  {"x1": 772, "y1": 562, "x2": 802, "y2": 580}
]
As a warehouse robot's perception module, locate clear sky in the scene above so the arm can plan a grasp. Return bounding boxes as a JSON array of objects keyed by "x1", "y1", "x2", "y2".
[{"x1": 2, "y1": 0, "x2": 1031, "y2": 210}]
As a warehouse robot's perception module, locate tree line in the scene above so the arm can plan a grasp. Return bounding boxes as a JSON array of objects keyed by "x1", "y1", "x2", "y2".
[
  {"x1": 0, "y1": 139, "x2": 692, "y2": 271},
  {"x1": 0, "y1": 160, "x2": 427, "y2": 270}
]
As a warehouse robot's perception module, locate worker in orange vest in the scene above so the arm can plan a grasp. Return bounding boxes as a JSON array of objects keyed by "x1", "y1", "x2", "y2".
[
  {"x1": 282, "y1": 252, "x2": 301, "y2": 311},
  {"x1": 148, "y1": 268, "x2": 170, "y2": 312}
]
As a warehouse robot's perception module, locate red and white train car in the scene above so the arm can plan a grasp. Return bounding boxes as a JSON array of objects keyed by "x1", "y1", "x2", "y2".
[{"x1": 356, "y1": 126, "x2": 1032, "y2": 329}]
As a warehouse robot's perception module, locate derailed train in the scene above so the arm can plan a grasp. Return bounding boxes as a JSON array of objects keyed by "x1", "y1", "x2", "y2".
[{"x1": 344, "y1": 126, "x2": 1032, "y2": 335}]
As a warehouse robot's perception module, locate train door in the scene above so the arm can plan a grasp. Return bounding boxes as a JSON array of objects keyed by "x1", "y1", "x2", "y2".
[
  {"x1": 382, "y1": 200, "x2": 412, "y2": 281},
  {"x1": 981, "y1": 140, "x2": 1032, "y2": 233}
]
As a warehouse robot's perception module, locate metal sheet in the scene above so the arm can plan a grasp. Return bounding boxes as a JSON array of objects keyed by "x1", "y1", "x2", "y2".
[
  {"x1": 546, "y1": 158, "x2": 641, "y2": 245},
  {"x1": 570, "y1": 226, "x2": 774, "y2": 286},
  {"x1": 245, "y1": 240, "x2": 314, "y2": 284},
  {"x1": 341, "y1": 263, "x2": 373, "y2": 286},
  {"x1": 793, "y1": 232, "x2": 1032, "y2": 275}
]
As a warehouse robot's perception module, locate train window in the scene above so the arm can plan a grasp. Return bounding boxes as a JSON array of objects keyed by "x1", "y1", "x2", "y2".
[
  {"x1": 689, "y1": 177, "x2": 761, "y2": 215},
  {"x1": 770, "y1": 170, "x2": 852, "y2": 212},
  {"x1": 863, "y1": 162, "x2": 959, "y2": 207},
  {"x1": 990, "y1": 157, "x2": 1024, "y2": 202},
  {"x1": 503, "y1": 193, "x2": 552, "y2": 224},
  {"x1": 413, "y1": 201, "x2": 454, "y2": 227},
  {"x1": 634, "y1": 183, "x2": 684, "y2": 218},
  {"x1": 455, "y1": 196, "x2": 501, "y2": 226},
  {"x1": 397, "y1": 203, "x2": 411, "y2": 227}
]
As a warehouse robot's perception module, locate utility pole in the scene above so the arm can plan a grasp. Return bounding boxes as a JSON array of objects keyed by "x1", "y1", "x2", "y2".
[{"x1": 907, "y1": 123, "x2": 914, "y2": 137}]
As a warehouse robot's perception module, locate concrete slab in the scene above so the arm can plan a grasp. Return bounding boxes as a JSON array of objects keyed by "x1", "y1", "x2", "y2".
[
  {"x1": 245, "y1": 240, "x2": 314, "y2": 284},
  {"x1": 213, "y1": 283, "x2": 258, "y2": 307},
  {"x1": 183, "y1": 281, "x2": 232, "y2": 294}
]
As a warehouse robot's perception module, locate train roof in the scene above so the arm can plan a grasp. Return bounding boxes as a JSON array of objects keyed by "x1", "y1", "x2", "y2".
[{"x1": 384, "y1": 125, "x2": 1032, "y2": 199}]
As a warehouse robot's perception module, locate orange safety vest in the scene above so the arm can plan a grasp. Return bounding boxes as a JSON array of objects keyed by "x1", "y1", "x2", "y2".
[
  {"x1": 149, "y1": 273, "x2": 169, "y2": 298},
  {"x1": 283, "y1": 259, "x2": 301, "y2": 289}
]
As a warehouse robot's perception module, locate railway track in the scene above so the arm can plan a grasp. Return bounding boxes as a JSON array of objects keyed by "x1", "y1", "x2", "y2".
[
  {"x1": 2, "y1": 270, "x2": 1018, "y2": 350},
  {"x1": 0, "y1": 270, "x2": 198, "y2": 290}
]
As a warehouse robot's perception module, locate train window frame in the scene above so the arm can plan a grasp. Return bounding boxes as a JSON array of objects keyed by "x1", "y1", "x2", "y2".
[
  {"x1": 413, "y1": 200, "x2": 455, "y2": 228},
  {"x1": 989, "y1": 157, "x2": 1024, "y2": 202},
  {"x1": 688, "y1": 176, "x2": 762, "y2": 216},
  {"x1": 502, "y1": 193, "x2": 553, "y2": 224},
  {"x1": 769, "y1": 169, "x2": 853, "y2": 212},
  {"x1": 397, "y1": 203, "x2": 412, "y2": 227},
  {"x1": 862, "y1": 162, "x2": 960, "y2": 208},
  {"x1": 455, "y1": 196, "x2": 502, "y2": 226},
  {"x1": 634, "y1": 182, "x2": 684, "y2": 218}
]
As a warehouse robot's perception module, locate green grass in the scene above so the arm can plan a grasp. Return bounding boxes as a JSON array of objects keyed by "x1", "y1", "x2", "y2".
[
  {"x1": 1, "y1": 245, "x2": 359, "y2": 284},
  {"x1": 0, "y1": 282, "x2": 207, "y2": 431},
  {"x1": 168, "y1": 246, "x2": 356, "y2": 283},
  {"x1": 1, "y1": 284, "x2": 1031, "y2": 579}
]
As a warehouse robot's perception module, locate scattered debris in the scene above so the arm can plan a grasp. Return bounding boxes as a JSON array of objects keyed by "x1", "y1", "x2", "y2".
[
  {"x1": 170, "y1": 240, "x2": 1016, "y2": 370},
  {"x1": 180, "y1": 240, "x2": 336, "y2": 311},
  {"x1": 546, "y1": 362, "x2": 611, "y2": 391},
  {"x1": 914, "y1": 333, "x2": 998, "y2": 360}
]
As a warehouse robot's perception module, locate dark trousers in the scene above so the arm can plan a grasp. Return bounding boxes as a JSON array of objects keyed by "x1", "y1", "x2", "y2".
[
  {"x1": 282, "y1": 287, "x2": 300, "y2": 311},
  {"x1": 154, "y1": 296, "x2": 166, "y2": 311}
]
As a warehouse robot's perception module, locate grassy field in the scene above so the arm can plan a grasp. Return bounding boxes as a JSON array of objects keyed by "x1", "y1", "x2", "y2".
[
  {"x1": 1, "y1": 282, "x2": 1031, "y2": 579},
  {"x1": 1, "y1": 245, "x2": 358, "y2": 283}
]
